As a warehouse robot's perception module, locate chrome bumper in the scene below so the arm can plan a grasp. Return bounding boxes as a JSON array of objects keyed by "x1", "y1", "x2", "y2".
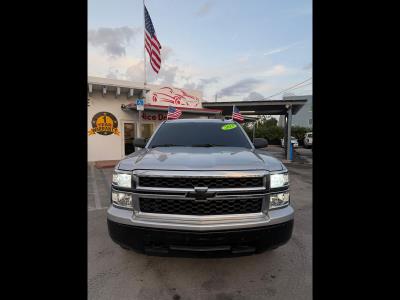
[{"x1": 107, "y1": 205, "x2": 294, "y2": 231}]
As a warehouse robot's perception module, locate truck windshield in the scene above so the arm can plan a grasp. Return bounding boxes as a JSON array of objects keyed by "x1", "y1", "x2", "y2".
[{"x1": 148, "y1": 122, "x2": 252, "y2": 148}]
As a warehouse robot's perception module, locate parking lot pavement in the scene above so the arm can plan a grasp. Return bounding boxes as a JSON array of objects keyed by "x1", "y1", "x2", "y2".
[
  {"x1": 88, "y1": 162, "x2": 312, "y2": 300},
  {"x1": 263, "y1": 145, "x2": 312, "y2": 164},
  {"x1": 295, "y1": 147, "x2": 313, "y2": 164},
  {"x1": 88, "y1": 164, "x2": 113, "y2": 211}
]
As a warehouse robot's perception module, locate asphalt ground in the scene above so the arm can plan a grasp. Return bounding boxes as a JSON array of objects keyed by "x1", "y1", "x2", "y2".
[
  {"x1": 88, "y1": 154, "x2": 312, "y2": 300},
  {"x1": 264, "y1": 145, "x2": 312, "y2": 164}
]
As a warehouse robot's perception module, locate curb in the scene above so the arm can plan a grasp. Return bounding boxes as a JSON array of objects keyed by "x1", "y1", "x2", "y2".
[{"x1": 94, "y1": 160, "x2": 119, "y2": 169}]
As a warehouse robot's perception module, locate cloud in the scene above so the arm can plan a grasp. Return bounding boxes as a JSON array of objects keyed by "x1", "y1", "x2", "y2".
[
  {"x1": 243, "y1": 92, "x2": 265, "y2": 101},
  {"x1": 125, "y1": 60, "x2": 180, "y2": 86},
  {"x1": 95, "y1": 44, "x2": 179, "y2": 85},
  {"x1": 88, "y1": 26, "x2": 140, "y2": 57},
  {"x1": 196, "y1": 0, "x2": 215, "y2": 16},
  {"x1": 263, "y1": 42, "x2": 300, "y2": 57},
  {"x1": 106, "y1": 70, "x2": 118, "y2": 79},
  {"x1": 160, "y1": 45, "x2": 174, "y2": 61},
  {"x1": 237, "y1": 54, "x2": 251, "y2": 64},
  {"x1": 218, "y1": 78, "x2": 262, "y2": 97},
  {"x1": 158, "y1": 65, "x2": 179, "y2": 85},
  {"x1": 183, "y1": 77, "x2": 219, "y2": 91},
  {"x1": 263, "y1": 65, "x2": 288, "y2": 76},
  {"x1": 125, "y1": 61, "x2": 148, "y2": 82},
  {"x1": 303, "y1": 62, "x2": 312, "y2": 70},
  {"x1": 106, "y1": 67, "x2": 125, "y2": 80}
]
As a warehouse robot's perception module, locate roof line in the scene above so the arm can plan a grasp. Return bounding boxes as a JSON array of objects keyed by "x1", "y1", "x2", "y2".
[
  {"x1": 203, "y1": 99, "x2": 308, "y2": 105},
  {"x1": 125, "y1": 103, "x2": 222, "y2": 114}
]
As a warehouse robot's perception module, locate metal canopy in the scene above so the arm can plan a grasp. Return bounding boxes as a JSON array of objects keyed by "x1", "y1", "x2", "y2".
[
  {"x1": 203, "y1": 98, "x2": 309, "y2": 162},
  {"x1": 203, "y1": 99, "x2": 307, "y2": 116}
]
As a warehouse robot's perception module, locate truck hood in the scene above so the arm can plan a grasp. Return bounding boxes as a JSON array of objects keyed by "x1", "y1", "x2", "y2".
[{"x1": 117, "y1": 147, "x2": 284, "y2": 172}]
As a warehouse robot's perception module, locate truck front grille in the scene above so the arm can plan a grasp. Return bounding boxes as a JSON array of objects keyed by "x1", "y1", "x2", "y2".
[
  {"x1": 138, "y1": 177, "x2": 264, "y2": 189},
  {"x1": 139, "y1": 198, "x2": 263, "y2": 215}
]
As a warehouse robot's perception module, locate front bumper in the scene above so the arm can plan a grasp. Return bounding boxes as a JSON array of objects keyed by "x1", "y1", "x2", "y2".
[
  {"x1": 108, "y1": 169, "x2": 293, "y2": 255},
  {"x1": 108, "y1": 218, "x2": 293, "y2": 256},
  {"x1": 107, "y1": 204, "x2": 294, "y2": 231}
]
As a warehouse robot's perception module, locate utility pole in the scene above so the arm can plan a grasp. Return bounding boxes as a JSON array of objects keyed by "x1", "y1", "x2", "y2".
[{"x1": 215, "y1": 94, "x2": 217, "y2": 102}]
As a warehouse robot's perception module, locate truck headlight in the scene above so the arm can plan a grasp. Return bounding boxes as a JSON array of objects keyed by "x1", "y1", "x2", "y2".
[
  {"x1": 112, "y1": 191, "x2": 133, "y2": 209},
  {"x1": 112, "y1": 171, "x2": 132, "y2": 188},
  {"x1": 269, "y1": 192, "x2": 290, "y2": 209},
  {"x1": 270, "y1": 172, "x2": 289, "y2": 188}
]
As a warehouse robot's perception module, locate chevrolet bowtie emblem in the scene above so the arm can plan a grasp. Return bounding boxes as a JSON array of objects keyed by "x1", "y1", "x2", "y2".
[
  {"x1": 194, "y1": 186, "x2": 208, "y2": 193},
  {"x1": 187, "y1": 186, "x2": 214, "y2": 201}
]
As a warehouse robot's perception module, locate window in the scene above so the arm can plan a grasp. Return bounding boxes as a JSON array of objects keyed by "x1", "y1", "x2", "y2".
[{"x1": 140, "y1": 123, "x2": 154, "y2": 139}]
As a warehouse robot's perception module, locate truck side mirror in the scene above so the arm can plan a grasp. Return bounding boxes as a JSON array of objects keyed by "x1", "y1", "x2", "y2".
[
  {"x1": 133, "y1": 138, "x2": 147, "y2": 148},
  {"x1": 253, "y1": 138, "x2": 268, "y2": 149}
]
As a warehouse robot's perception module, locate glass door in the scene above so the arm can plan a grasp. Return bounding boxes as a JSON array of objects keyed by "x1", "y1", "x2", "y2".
[{"x1": 123, "y1": 122, "x2": 136, "y2": 155}]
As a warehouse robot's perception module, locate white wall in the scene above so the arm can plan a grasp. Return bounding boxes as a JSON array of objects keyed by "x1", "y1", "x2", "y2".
[
  {"x1": 88, "y1": 88, "x2": 213, "y2": 162},
  {"x1": 88, "y1": 91, "x2": 139, "y2": 162}
]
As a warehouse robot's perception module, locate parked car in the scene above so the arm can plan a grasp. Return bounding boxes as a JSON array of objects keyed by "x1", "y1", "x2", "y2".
[
  {"x1": 303, "y1": 132, "x2": 313, "y2": 148},
  {"x1": 281, "y1": 136, "x2": 299, "y2": 148},
  {"x1": 108, "y1": 119, "x2": 293, "y2": 256}
]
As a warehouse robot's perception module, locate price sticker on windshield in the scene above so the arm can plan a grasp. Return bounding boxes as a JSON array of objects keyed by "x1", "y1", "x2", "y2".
[{"x1": 221, "y1": 124, "x2": 237, "y2": 131}]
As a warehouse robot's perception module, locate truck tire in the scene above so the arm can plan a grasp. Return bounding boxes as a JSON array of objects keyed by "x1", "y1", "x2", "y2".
[{"x1": 119, "y1": 244, "x2": 130, "y2": 250}]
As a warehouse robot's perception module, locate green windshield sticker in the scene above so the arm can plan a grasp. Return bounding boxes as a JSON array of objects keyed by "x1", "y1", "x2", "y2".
[{"x1": 221, "y1": 124, "x2": 237, "y2": 131}]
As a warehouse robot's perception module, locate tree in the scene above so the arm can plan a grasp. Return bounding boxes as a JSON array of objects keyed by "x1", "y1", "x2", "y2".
[
  {"x1": 291, "y1": 126, "x2": 312, "y2": 143},
  {"x1": 242, "y1": 117, "x2": 311, "y2": 145}
]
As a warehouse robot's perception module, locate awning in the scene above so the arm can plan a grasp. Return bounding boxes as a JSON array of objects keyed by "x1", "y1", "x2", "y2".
[
  {"x1": 122, "y1": 103, "x2": 222, "y2": 115},
  {"x1": 203, "y1": 99, "x2": 307, "y2": 115}
]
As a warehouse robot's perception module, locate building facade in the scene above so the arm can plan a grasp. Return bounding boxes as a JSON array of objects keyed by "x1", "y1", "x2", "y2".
[
  {"x1": 88, "y1": 76, "x2": 221, "y2": 162},
  {"x1": 278, "y1": 95, "x2": 312, "y2": 128}
]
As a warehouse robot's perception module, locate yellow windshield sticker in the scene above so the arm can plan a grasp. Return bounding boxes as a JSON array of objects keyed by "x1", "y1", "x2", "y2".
[{"x1": 221, "y1": 124, "x2": 237, "y2": 131}]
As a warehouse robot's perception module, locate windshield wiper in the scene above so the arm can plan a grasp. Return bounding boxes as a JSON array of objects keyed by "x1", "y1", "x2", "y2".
[
  {"x1": 150, "y1": 144, "x2": 184, "y2": 148},
  {"x1": 190, "y1": 143, "x2": 224, "y2": 147}
]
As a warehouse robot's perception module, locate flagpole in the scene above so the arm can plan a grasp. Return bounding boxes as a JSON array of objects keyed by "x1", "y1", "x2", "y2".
[
  {"x1": 138, "y1": 0, "x2": 147, "y2": 140},
  {"x1": 143, "y1": 0, "x2": 147, "y2": 86},
  {"x1": 232, "y1": 105, "x2": 235, "y2": 121}
]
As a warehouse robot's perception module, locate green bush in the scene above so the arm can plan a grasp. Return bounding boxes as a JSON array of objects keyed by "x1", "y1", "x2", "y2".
[
  {"x1": 242, "y1": 120, "x2": 311, "y2": 146},
  {"x1": 242, "y1": 119, "x2": 283, "y2": 145}
]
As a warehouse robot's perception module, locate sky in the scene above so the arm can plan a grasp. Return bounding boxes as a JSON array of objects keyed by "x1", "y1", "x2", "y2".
[{"x1": 88, "y1": 0, "x2": 312, "y2": 102}]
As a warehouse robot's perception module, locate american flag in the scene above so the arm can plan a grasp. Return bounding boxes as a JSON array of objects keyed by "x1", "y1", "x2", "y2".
[
  {"x1": 167, "y1": 106, "x2": 182, "y2": 120},
  {"x1": 144, "y1": 5, "x2": 162, "y2": 74},
  {"x1": 232, "y1": 106, "x2": 244, "y2": 122}
]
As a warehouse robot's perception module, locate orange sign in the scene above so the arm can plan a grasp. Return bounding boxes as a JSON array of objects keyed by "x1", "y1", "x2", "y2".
[{"x1": 88, "y1": 112, "x2": 120, "y2": 136}]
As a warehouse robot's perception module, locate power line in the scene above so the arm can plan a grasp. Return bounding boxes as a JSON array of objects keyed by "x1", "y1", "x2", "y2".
[
  {"x1": 261, "y1": 77, "x2": 312, "y2": 100},
  {"x1": 283, "y1": 82, "x2": 312, "y2": 92},
  {"x1": 207, "y1": 78, "x2": 312, "y2": 102},
  {"x1": 263, "y1": 78, "x2": 312, "y2": 100},
  {"x1": 281, "y1": 83, "x2": 313, "y2": 97}
]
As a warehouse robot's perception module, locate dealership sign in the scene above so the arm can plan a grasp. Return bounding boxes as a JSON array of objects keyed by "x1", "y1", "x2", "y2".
[
  {"x1": 151, "y1": 87, "x2": 201, "y2": 108},
  {"x1": 141, "y1": 112, "x2": 167, "y2": 121},
  {"x1": 88, "y1": 112, "x2": 120, "y2": 136}
]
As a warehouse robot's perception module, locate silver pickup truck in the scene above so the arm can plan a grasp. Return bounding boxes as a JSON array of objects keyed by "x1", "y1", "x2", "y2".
[{"x1": 107, "y1": 119, "x2": 293, "y2": 256}]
